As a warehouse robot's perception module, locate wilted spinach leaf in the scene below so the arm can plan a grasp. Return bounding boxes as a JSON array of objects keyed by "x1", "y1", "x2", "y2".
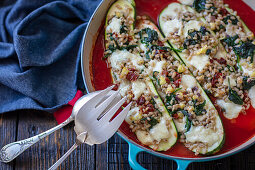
[
  {"x1": 243, "y1": 76, "x2": 255, "y2": 90},
  {"x1": 149, "y1": 117, "x2": 158, "y2": 129},
  {"x1": 138, "y1": 28, "x2": 158, "y2": 44},
  {"x1": 193, "y1": 100, "x2": 207, "y2": 116},
  {"x1": 228, "y1": 78, "x2": 243, "y2": 105},
  {"x1": 193, "y1": 0, "x2": 207, "y2": 12},
  {"x1": 223, "y1": 15, "x2": 238, "y2": 25},
  {"x1": 233, "y1": 42, "x2": 255, "y2": 62},
  {"x1": 221, "y1": 35, "x2": 239, "y2": 47}
]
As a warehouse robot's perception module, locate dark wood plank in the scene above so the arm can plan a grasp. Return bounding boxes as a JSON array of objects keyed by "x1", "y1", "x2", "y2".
[
  {"x1": 95, "y1": 142, "x2": 108, "y2": 170},
  {"x1": 107, "y1": 133, "x2": 255, "y2": 170},
  {"x1": 0, "y1": 111, "x2": 18, "y2": 170},
  {"x1": 14, "y1": 110, "x2": 95, "y2": 170}
]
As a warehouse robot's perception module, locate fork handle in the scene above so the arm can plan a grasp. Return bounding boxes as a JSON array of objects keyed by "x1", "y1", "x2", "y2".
[
  {"x1": 48, "y1": 143, "x2": 79, "y2": 170},
  {"x1": 0, "y1": 116, "x2": 74, "y2": 163}
]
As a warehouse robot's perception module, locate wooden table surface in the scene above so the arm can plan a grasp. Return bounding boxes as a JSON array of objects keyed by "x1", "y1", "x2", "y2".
[{"x1": 0, "y1": 110, "x2": 254, "y2": 170}]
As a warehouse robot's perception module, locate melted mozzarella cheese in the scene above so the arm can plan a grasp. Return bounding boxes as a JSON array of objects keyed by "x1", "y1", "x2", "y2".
[
  {"x1": 106, "y1": 17, "x2": 122, "y2": 33},
  {"x1": 248, "y1": 86, "x2": 255, "y2": 108},
  {"x1": 131, "y1": 80, "x2": 147, "y2": 100},
  {"x1": 125, "y1": 107, "x2": 140, "y2": 124},
  {"x1": 189, "y1": 54, "x2": 209, "y2": 71},
  {"x1": 163, "y1": 3, "x2": 184, "y2": 19},
  {"x1": 223, "y1": 76, "x2": 237, "y2": 87},
  {"x1": 217, "y1": 99, "x2": 243, "y2": 119},
  {"x1": 162, "y1": 18, "x2": 182, "y2": 36},
  {"x1": 150, "y1": 118, "x2": 170, "y2": 141},
  {"x1": 109, "y1": 50, "x2": 144, "y2": 71},
  {"x1": 136, "y1": 130, "x2": 154, "y2": 145},
  {"x1": 173, "y1": 117, "x2": 186, "y2": 132},
  {"x1": 148, "y1": 60, "x2": 166, "y2": 74},
  {"x1": 183, "y1": 20, "x2": 202, "y2": 37},
  {"x1": 185, "y1": 125, "x2": 221, "y2": 147},
  {"x1": 118, "y1": 80, "x2": 131, "y2": 97},
  {"x1": 181, "y1": 75, "x2": 197, "y2": 90},
  {"x1": 178, "y1": 0, "x2": 194, "y2": 5}
]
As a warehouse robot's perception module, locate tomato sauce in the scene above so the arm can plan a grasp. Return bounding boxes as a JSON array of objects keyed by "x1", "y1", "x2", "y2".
[{"x1": 91, "y1": 0, "x2": 255, "y2": 158}]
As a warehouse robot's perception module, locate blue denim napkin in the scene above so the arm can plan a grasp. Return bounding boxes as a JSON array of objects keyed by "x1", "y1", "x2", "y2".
[{"x1": 0, "y1": 0, "x2": 101, "y2": 113}]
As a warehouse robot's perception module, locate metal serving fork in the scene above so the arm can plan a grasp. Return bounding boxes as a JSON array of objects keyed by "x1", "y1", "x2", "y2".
[{"x1": 48, "y1": 86, "x2": 132, "y2": 170}]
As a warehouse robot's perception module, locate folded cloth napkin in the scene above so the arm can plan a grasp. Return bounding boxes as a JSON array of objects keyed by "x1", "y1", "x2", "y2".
[{"x1": 0, "y1": 0, "x2": 101, "y2": 114}]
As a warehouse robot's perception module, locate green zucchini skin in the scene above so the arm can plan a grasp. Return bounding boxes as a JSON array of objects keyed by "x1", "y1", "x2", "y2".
[{"x1": 158, "y1": 4, "x2": 225, "y2": 155}]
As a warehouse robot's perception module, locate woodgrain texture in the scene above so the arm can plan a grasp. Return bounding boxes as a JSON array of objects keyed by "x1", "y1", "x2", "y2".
[{"x1": 0, "y1": 110, "x2": 254, "y2": 170}]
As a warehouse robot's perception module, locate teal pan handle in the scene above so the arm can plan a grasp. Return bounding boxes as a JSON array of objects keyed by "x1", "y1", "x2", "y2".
[{"x1": 127, "y1": 142, "x2": 192, "y2": 170}]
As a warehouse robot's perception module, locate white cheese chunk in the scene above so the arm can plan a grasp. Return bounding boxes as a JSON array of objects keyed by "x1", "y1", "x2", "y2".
[
  {"x1": 185, "y1": 125, "x2": 220, "y2": 147},
  {"x1": 125, "y1": 107, "x2": 140, "y2": 124},
  {"x1": 223, "y1": 76, "x2": 237, "y2": 87},
  {"x1": 178, "y1": 0, "x2": 194, "y2": 5},
  {"x1": 118, "y1": 80, "x2": 131, "y2": 97},
  {"x1": 109, "y1": 50, "x2": 144, "y2": 71},
  {"x1": 217, "y1": 99, "x2": 243, "y2": 119},
  {"x1": 173, "y1": 117, "x2": 186, "y2": 132},
  {"x1": 183, "y1": 20, "x2": 202, "y2": 38},
  {"x1": 163, "y1": 3, "x2": 184, "y2": 19},
  {"x1": 162, "y1": 18, "x2": 182, "y2": 36},
  {"x1": 106, "y1": 17, "x2": 122, "y2": 33},
  {"x1": 150, "y1": 118, "x2": 170, "y2": 141},
  {"x1": 136, "y1": 130, "x2": 154, "y2": 145},
  {"x1": 189, "y1": 54, "x2": 209, "y2": 71},
  {"x1": 248, "y1": 86, "x2": 255, "y2": 108},
  {"x1": 139, "y1": 43, "x2": 147, "y2": 53},
  {"x1": 131, "y1": 80, "x2": 147, "y2": 100},
  {"x1": 181, "y1": 75, "x2": 197, "y2": 90},
  {"x1": 147, "y1": 60, "x2": 166, "y2": 74}
]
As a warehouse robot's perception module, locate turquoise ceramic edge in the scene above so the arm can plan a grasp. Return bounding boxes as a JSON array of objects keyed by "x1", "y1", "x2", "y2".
[{"x1": 117, "y1": 132, "x2": 255, "y2": 170}]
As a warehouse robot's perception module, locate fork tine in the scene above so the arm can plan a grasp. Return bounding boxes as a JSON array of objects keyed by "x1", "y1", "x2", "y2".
[
  {"x1": 110, "y1": 102, "x2": 132, "y2": 124},
  {"x1": 100, "y1": 96, "x2": 127, "y2": 123},
  {"x1": 88, "y1": 85, "x2": 115, "y2": 107},
  {"x1": 94, "y1": 90, "x2": 119, "y2": 118}
]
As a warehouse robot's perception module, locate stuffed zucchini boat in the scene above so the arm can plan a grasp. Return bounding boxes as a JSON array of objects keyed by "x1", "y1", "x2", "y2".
[
  {"x1": 178, "y1": 0, "x2": 255, "y2": 115},
  {"x1": 159, "y1": 2, "x2": 250, "y2": 119},
  {"x1": 136, "y1": 19, "x2": 224, "y2": 155},
  {"x1": 104, "y1": 0, "x2": 178, "y2": 152}
]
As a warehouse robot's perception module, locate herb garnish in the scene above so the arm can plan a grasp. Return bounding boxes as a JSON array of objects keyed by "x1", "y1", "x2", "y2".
[{"x1": 228, "y1": 78, "x2": 243, "y2": 105}]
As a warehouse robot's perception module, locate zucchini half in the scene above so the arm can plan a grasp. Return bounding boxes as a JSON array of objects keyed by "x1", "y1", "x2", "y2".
[
  {"x1": 105, "y1": 1, "x2": 178, "y2": 152},
  {"x1": 104, "y1": 0, "x2": 136, "y2": 84},
  {"x1": 137, "y1": 19, "x2": 224, "y2": 155},
  {"x1": 145, "y1": 78, "x2": 178, "y2": 151},
  {"x1": 105, "y1": 0, "x2": 136, "y2": 41},
  {"x1": 159, "y1": 2, "x2": 248, "y2": 120}
]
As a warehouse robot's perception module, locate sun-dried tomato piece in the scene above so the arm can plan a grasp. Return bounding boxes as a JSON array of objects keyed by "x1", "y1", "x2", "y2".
[
  {"x1": 217, "y1": 58, "x2": 227, "y2": 65},
  {"x1": 126, "y1": 72, "x2": 139, "y2": 81},
  {"x1": 112, "y1": 84, "x2": 119, "y2": 91},
  {"x1": 174, "y1": 79, "x2": 181, "y2": 87},
  {"x1": 137, "y1": 96, "x2": 145, "y2": 105},
  {"x1": 162, "y1": 70, "x2": 168, "y2": 77},
  {"x1": 165, "y1": 77, "x2": 171, "y2": 84},
  {"x1": 219, "y1": 8, "x2": 229, "y2": 16},
  {"x1": 147, "y1": 103, "x2": 155, "y2": 112},
  {"x1": 211, "y1": 72, "x2": 222, "y2": 87}
]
